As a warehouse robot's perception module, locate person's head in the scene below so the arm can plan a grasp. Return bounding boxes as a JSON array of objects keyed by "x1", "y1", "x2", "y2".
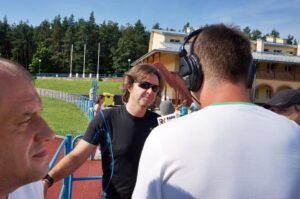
[
  {"x1": 180, "y1": 24, "x2": 253, "y2": 106},
  {"x1": 264, "y1": 89, "x2": 300, "y2": 125},
  {"x1": 96, "y1": 94, "x2": 104, "y2": 105},
  {"x1": 0, "y1": 58, "x2": 54, "y2": 194},
  {"x1": 122, "y1": 63, "x2": 164, "y2": 109},
  {"x1": 194, "y1": 24, "x2": 252, "y2": 87}
]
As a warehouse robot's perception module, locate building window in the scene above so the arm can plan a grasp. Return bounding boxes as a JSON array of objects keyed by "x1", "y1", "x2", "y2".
[
  {"x1": 289, "y1": 52, "x2": 294, "y2": 55},
  {"x1": 264, "y1": 49, "x2": 269, "y2": 52},
  {"x1": 170, "y1": 39, "x2": 180, "y2": 43},
  {"x1": 267, "y1": 64, "x2": 273, "y2": 73},
  {"x1": 266, "y1": 88, "x2": 272, "y2": 99},
  {"x1": 274, "y1": 50, "x2": 282, "y2": 53},
  {"x1": 285, "y1": 65, "x2": 292, "y2": 72}
]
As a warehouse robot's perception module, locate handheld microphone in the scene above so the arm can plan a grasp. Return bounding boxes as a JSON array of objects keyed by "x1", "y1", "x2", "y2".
[
  {"x1": 159, "y1": 101, "x2": 175, "y2": 116},
  {"x1": 157, "y1": 101, "x2": 178, "y2": 125}
]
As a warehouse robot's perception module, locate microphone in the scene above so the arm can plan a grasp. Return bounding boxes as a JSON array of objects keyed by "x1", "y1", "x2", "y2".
[
  {"x1": 157, "y1": 101, "x2": 178, "y2": 125},
  {"x1": 159, "y1": 101, "x2": 175, "y2": 116}
]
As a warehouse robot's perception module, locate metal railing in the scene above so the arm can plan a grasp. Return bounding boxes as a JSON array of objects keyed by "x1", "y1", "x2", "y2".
[
  {"x1": 49, "y1": 134, "x2": 102, "y2": 199},
  {"x1": 35, "y1": 73, "x2": 124, "y2": 78},
  {"x1": 36, "y1": 88, "x2": 95, "y2": 120}
]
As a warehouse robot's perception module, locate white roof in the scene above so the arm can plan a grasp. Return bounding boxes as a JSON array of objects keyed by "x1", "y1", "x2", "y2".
[{"x1": 134, "y1": 41, "x2": 300, "y2": 65}]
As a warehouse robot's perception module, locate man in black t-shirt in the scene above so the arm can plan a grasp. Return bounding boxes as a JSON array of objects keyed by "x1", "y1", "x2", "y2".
[{"x1": 44, "y1": 64, "x2": 165, "y2": 199}]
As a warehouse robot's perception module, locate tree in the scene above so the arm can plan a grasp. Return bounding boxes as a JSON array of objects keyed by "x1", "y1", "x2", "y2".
[
  {"x1": 10, "y1": 21, "x2": 35, "y2": 69},
  {"x1": 243, "y1": 26, "x2": 251, "y2": 38},
  {"x1": 112, "y1": 24, "x2": 135, "y2": 72},
  {"x1": 29, "y1": 43, "x2": 53, "y2": 73},
  {"x1": 270, "y1": 29, "x2": 280, "y2": 38},
  {"x1": 98, "y1": 20, "x2": 121, "y2": 73},
  {"x1": 34, "y1": 20, "x2": 52, "y2": 46},
  {"x1": 84, "y1": 12, "x2": 100, "y2": 73},
  {"x1": 294, "y1": 39, "x2": 298, "y2": 45},
  {"x1": 50, "y1": 15, "x2": 65, "y2": 72},
  {"x1": 152, "y1": 22, "x2": 161, "y2": 30},
  {"x1": 133, "y1": 19, "x2": 149, "y2": 61},
  {"x1": 61, "y1": 15, "x2": 77, "y2": 73},
  {"x1": 182, "y1": 22, "x2": 190, "y2": 32},
  {"x1": 0, "y1": 16, "x2": 12, "y2": 58},
  {"x1": 251, "y1": 29, "x2": 262, "y2": 40},
  {"x1": 287, "y1": 34, "x2": 294, "y2": 45}
]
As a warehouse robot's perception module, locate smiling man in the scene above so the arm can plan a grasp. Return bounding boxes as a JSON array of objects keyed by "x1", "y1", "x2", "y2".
[
  {"x1": 0, "y1": 58, "x2": 54, "y2": 199},
  {"x1": 44, "y1": 64, "x2": 164, "y2": 199}
]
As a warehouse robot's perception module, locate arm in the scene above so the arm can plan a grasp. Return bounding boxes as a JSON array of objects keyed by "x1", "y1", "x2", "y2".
[{"x1": 43, "y1": 140, "x2": 96, "y2": 193}]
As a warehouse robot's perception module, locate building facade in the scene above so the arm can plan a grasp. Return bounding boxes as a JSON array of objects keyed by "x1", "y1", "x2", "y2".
[{"x1": 133, "y1": 29, "x2": 300, "y2": 104}]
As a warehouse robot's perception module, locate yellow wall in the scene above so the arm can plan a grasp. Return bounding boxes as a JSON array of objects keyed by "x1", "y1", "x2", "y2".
[
  {"x1": 263, "y1": 45, "x2": 296, "y2": 55},
  {"x1": 150, "y1": 33, "x2": 166, "y2": 51},
  {"x1": 164, "y1": 35, "x2": 184, "y2": 43},
  {"x1": 255, "y1": 85, "x2": 272, "y2": 103},
  {"x1": 149, "y1": 31, "x2": 185, "y2": 52},
  {"x1": 145, "y1": 30, "x2": 300, "y2": 103}
]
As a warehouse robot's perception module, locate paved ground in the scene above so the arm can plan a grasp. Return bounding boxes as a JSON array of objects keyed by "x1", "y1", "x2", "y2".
[{"x1": 46, "y1": 137, "x2": 103, "y2": 199}]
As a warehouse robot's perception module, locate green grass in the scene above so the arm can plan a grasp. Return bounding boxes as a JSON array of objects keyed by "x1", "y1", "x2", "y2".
[
  {"x1": 41, "y1": 97, "x2": 89, "y2": 136},
  {"x1": 35, "y1": 79, "x2": 123, "y2": 95}
]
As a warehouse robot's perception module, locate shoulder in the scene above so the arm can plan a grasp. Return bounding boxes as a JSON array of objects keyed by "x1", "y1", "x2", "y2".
[
  {"x1": 8, "y1": 181, "x2": 43, "y2": 199},
  {"x1": 146, "y1": 109, "x2": 160, "y2": 119}
]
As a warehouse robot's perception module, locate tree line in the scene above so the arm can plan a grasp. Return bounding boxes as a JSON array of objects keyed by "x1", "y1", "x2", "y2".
[
  {"x1": 242, "y1": 26, "x2": 297, "y2": 45},
  {"x1": 0, "y1": 13, "x2": 298, "y2": 74},
  {"x1": 0, "y1": 12, "x2": 149, "y2": 74}
]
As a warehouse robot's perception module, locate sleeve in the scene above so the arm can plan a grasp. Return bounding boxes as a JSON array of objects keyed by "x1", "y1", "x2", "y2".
[
  {"x1": 82, "y1": 111, "x2": 107, "y2": 145},
  {"x1": 132, "y1": 128, "x2": 164, "y2": 199}
]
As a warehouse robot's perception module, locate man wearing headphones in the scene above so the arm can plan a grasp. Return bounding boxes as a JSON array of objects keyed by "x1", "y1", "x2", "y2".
[
  {"x1": 133, "y1": 24, "x2": 300, "y2": 199},
  {"x1": 44, "y1": 64, "x2": 164, "y2": 199}
]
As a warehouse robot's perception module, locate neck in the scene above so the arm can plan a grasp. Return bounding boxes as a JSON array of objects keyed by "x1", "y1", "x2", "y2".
[
  {"x1": 198, "y1": 81, "x2": 250, "y2": 108},
  {"x1": 0, "y1": 174, "x2": 21, "y2": 199},
  {"x1": 125, "y1": 101, "x2": 147, "y2": 118}
]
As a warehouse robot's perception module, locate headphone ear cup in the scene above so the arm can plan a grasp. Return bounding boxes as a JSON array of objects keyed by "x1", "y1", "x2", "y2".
[
  {"x1": 188, "y1": 54, "x2": 203, "y2": 92},
  {"x1": 179, "y1": 56, "x2": 193, "y2": 90},
  {"x1": 179, "y1": 28, "x2": 204, "y2": 92}
]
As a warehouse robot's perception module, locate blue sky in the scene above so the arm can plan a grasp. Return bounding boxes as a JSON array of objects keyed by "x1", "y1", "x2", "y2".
[{"x1": 1, "y1": 0, "x2": 300, "y2": 41}]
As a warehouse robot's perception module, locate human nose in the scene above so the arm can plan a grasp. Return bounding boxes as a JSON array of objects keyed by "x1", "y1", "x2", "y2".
[
  {"x1": 145, "y1": 87, "x2": 157, "y2": 94},
  {"x1": 34, "y1": 117, "x2": 55, "y2": 142}
]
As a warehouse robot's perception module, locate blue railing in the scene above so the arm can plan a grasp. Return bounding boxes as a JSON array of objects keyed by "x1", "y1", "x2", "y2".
[
  {"x1": 35, "y1": 73, "x2": 124, "y2": 78},
  {"x1": 49, "y1": 134, "x2": 102, "y2": 199}
]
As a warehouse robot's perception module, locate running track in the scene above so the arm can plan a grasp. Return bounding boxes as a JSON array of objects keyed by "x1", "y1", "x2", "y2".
[{"x1": 46, "y1": 137, "x2": 103, "y2": 199}]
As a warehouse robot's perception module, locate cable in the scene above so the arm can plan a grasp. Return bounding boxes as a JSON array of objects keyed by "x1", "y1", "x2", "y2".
[{"x1": 99, "y1": 111, "x2": 114, "y2": 198}]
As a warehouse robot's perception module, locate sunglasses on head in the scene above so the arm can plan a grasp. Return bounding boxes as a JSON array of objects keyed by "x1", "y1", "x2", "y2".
[{"x1": 136, "y1": 81, "x2": 159, "y2": 93}]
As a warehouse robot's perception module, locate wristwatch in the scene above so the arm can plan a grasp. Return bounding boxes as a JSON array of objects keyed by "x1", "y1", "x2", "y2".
[{"x1": 43, "y1": 174, "x2": 54, "y2": 187}]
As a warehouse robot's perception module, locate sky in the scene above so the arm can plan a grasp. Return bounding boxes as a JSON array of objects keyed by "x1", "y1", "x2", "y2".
[{"x1": 1, "y1": 0, "x2": 300, "y2": 41}]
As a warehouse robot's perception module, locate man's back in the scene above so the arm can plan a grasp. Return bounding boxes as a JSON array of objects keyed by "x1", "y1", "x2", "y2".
[{"x1": 133, "y1": 103, "x2": 300, "y2": 199}]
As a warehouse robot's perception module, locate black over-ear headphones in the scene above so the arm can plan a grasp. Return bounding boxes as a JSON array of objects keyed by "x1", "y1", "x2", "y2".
[
  {"x1": 179, "y1": 28, "x2": 256, "y2": 92},
  {"x1": 179, "y1": 28, "x2": 203, "y2": 92}
]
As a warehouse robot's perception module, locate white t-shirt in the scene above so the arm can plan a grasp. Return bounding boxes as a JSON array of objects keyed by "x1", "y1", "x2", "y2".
[
  {"x1": 8, "y1": 181, "x2": 44, "y2": 199},
  {"x1": 133, "y1": 103, "x2": 300, "y2": 199}
]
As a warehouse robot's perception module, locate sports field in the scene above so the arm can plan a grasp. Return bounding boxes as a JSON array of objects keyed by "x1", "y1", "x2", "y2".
[{"x1": 37, "y1": 79, "x2": 122, "y2": 136}]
